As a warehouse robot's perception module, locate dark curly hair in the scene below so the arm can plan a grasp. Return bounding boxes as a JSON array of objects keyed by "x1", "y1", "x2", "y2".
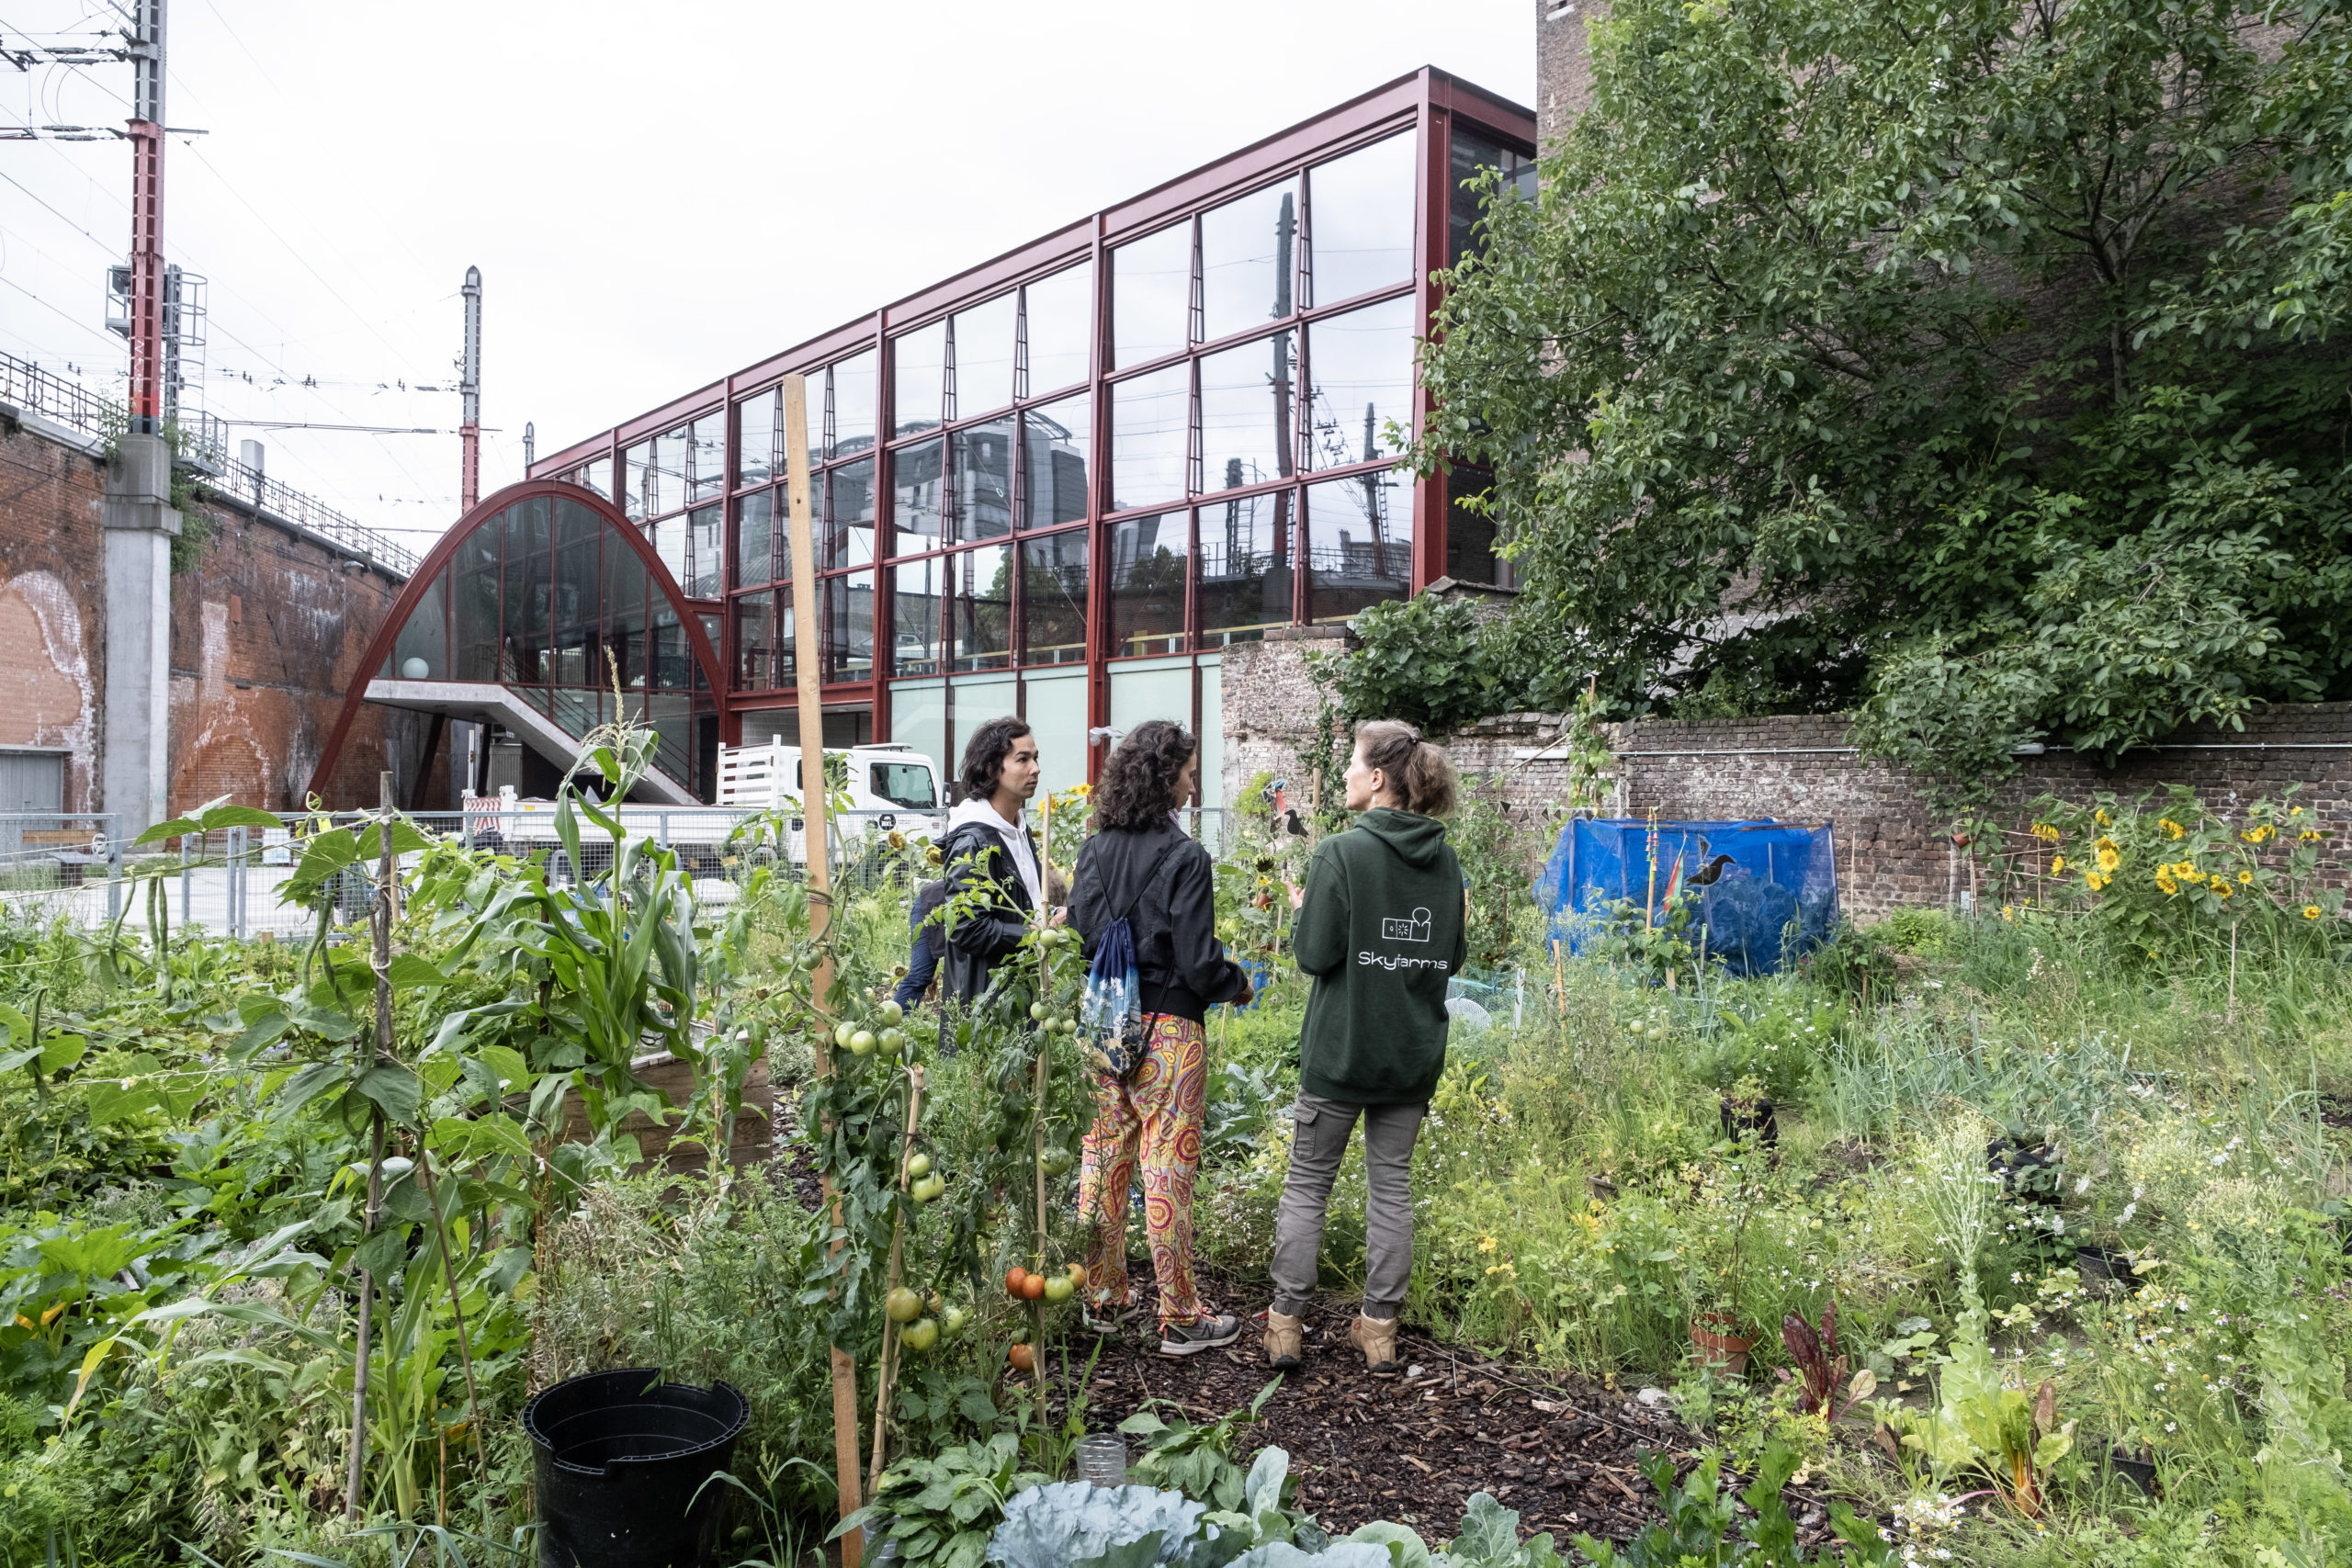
[
  {"x1": 958, "y1": 715, "x2": 1034, "y2": 800},
  {"x1": 1092, "y1": 720, "x2": 1196, "y2": 830}
]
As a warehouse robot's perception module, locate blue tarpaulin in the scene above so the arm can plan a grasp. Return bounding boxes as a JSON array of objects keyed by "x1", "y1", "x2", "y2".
[{"x1": 1534, "y1": 818, "x2": 1840, "y2": 976}]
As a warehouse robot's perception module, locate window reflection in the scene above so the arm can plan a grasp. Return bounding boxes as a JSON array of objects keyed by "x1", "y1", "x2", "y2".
[
  {"x1": 826, "y1": 572, "x2": 876, "y2": 682},
  {"x1": 953, "y1": 545, "x2": 1012, "y2": 671},
  {"x1": 1307, "y1": 134, "x2": 1416, "y2": 307},
  {"x1": 1450, "y1": 126, "x2": 1535, "y2": 269},
  {"x1": 738, "y1": 390, "x2": 776, "y2": 488},
  {"x1": 390, "y1": 570, "x2": 448, "y2": 682},
  {"x1": 1199, "y1": 489, "x2": 1295, "y2": 644},
  {"x1": 1201, "y1": 178, "x2": 1298, "y2": 344},
  {"x1": 1108, "y1": 511, "x2": 1188, "y2": 657},
  {"x1": 1307, "y1": 470, "x2": 1414, "y2": 623},
  {"x1": 1022, "y1": 530, "x2": 1088, "y2": 666},
  {"x1": 891, "y1": 439, "x2": 944, "y2": 557},
  {"x1": 832, "y1": 351, "x2": 877, "y2": 457},
  {"x1": 1113, "y1": 222, "x2": 1192, "y2": 368},
  {"x1": 735, "y1": 597, "x2": 774, "y2": 689},
  {"x1": 652, "y1": 603, "x2": 690, "y2": 690},
  {"x1": 736, "y1": 489, "x2": 774, "y2": 589},
  {"x1": 1198, "y1": 330, "x2": 1296, "y2": 493},
  {"x1": 953, "y1": 419, "x2": 1014, "y2": 542},
  {"x1": 952, "y1": 292, "x2": 1017, "y2": 418},
  {"x1": 572, "y1": 457, "x2": 613, "y2": 502},
  {"x1": 892, "y1": 558, "x2": 946, "y2": 676},
  {"x1": 453, "y1": 525, "x2": 499, "y2": 680},
  {"x1": 652, "y1": 518, "x2": 690, "y2": 594},
  {"x1": 503, "y1": 498, "x2": 549, "y2": 682},
  {"x1": 650, "y1": 425, "x2": 688, "y2": 517},
  {"x1": 606, "y1": 532, "x2": 647, "y2": 687},
  {"x1": 1306, "y1": 296, "x2": 1417, "y2": 471},
  {"x1": 688, "y1": 505, "x2": 723, "y2": 598},
  {"x1": 893, "y1": 321, "x2": 946, "y2": 437},
  {"x1": 831, "y1": 457, "x2": 876, "y2": 569},
  {"x1": 1024, "y1": 263, "x2": 1092, "y2": 395},
  {"x1": 1023, "y1": 394, "x2": 1091, "y2": 530},
  {"x1": 687, "y1": 412, "x2": 726, "y2": 504},
  {"x1": 623, "y1": 442, "x2": 650, "y2": 522},
  {"x1": 1109, "y1": 364, "x2": 1190, "y2": 511},
  {"x1": 1445, "y1": 464, "x2": 1509, "y2": 587}
]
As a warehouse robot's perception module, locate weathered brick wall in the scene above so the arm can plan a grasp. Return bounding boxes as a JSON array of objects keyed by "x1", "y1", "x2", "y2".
[
  {"x1": 1216, "y1": 626, "x2": 1351, "y2": 811},
  {"x1": 1535, "y1": 0, "x2": 1610, "y2": 150},
  {"x1": 0, "y1": 418, "x2": 413, "y2": 819},
  {"x1": 0, "y1": 427, "x2": 105, "y2": 808}
]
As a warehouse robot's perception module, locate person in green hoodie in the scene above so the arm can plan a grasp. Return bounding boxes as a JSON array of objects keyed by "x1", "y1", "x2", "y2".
[{"x1": 1264, "y1": 719, "x2": 1466, "y2": 1376}]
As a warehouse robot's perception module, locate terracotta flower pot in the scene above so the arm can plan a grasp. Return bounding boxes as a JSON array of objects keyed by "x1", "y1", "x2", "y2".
[{"x1": 1690, "y1": 1313, "x2": 1757, "y2": 1375}]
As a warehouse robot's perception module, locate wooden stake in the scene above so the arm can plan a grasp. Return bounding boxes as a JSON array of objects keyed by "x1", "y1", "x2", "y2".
[
  {"x1": 345, "y1": 771, "x2": 398, "y2": 1521},
  {"x1": 866, "y1": 1065, "x2": 926, "y2": 1498},
  {"x1": 786, "y1": 377, "x2": 864, "y2": 1564},
  {"x1": 1032, "y1": 797, "x2": 1053, "y2": 1381}
]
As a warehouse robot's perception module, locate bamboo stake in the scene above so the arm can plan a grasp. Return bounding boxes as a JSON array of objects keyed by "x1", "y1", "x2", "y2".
[
  {"x1": 345, "y1": 771, "x2": 397, "y2": 1522},
  {"x1": 1032, "y1": 797, "x2": 1052, "y2": 1386},
  {"x1": 865, "y1": 1065, "x2": 927, "y2": 1498},
  {"x1": 786, "y1": 376, "x2": 864, "y2": 1566}
]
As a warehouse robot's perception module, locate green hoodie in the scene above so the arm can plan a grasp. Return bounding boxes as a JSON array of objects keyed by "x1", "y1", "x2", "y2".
[{"x1": 1291, "y1": 807, "x2": 1468, "y2": 1105}]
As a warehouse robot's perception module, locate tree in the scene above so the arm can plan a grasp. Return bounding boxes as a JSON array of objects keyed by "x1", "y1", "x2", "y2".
[{"x1": 1416, "y1": 0, "x2": 2352, "y2": 801}]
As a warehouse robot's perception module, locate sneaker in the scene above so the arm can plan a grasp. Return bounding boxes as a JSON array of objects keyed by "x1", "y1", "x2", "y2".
[
  {"x1": 1081, "y1": 1302, "x2": 1140, "y2": 1335},
  {"x1": 1159, "y1": 1313, "x2": 1243, "y2": 1356},
  {"x1": 1263, "y1": 1309, "x2": 1305, "y2": 1372},
  {"x1": 1350, "y1": 1314, "x2": 1400, "y2": 1376}
]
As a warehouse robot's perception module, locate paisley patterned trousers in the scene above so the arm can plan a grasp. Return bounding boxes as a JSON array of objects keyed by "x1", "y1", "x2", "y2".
[{"x1": 1079, "y1": 1013, "x2": 1208, "y2": 1328}]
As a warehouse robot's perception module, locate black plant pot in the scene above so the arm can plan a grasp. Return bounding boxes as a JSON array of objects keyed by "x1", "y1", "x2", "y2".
[
  {"x1": 525, "y1": 1369, "x2": 749, "y2": 1568},
  {"x1": 1987, "y1": 1135, "x2": 2063, "y2": 1205},
  {"x1": 1720, "y1": 1094, "x2": 1778, "y2": 1147},
  {"x1": 2108, "y1": 1448, "x2": 2158, "y2": 1496}
]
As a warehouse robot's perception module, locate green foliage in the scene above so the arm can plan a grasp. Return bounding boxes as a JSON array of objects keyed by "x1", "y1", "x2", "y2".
[
  {"x1": 1303, "y1": 595, "x2": 1537, "y2": 735},
  {"x1": 842, "y1": 1433, "x2": 1052, "y2": 1568},
  {"x1": 1569, "y1": 1443, "x2": 1892, "y2": 1567},
  {"x1": 1116, "y1": 1376, "x2": 1281, "y2": 1512},
  {"x1": 1419, "y1": 0, "x2": 2352, "y2": 768}
]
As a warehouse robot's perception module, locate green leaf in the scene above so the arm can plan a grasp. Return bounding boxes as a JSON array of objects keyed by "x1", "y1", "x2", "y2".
[
  {"x1": 196, "y1": 804, "x2": 287, "y2": 832},
  {"x1": 355, "y1": 1064, "x2": 423, "y2": 1125},
  {"x1": 134, "y1": 817, "x2": 205, "y2": 846}
]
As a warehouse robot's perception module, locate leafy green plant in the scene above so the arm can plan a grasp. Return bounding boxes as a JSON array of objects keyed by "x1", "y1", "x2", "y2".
[
  {"x1": 1119, "y1": 1376, "x2": 1283, "y2": 1510},
  {"x1": 839, "y1": 1433, "x2": 1051, "y2": 1568},
  {"x1": 1569, "y1": 1443, "x2": 1893, "y2": 1567}
]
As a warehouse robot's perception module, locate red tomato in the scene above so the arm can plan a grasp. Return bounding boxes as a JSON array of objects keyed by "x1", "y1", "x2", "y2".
[
  {"x1": 1020, "y1": 1273, "x2": 1046, "y2": 1301},
  {"x1": 1009, "y1": 1343, "x2": 1035, "y2": 1373},
  {"x1": 1005, "y1": 1268, "x2": 1029, "y2": 1297}
]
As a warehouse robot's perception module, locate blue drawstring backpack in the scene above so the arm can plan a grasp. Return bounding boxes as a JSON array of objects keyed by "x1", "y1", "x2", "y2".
[{"x1": 1078, "y1": 838, "x2": 1182, "y2": 1080}]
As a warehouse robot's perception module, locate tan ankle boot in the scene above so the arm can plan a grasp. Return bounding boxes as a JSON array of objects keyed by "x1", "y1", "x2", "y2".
[
  {"x1": 1350, "y1": 1314, "x2": 1399, "y2": 1376},
  {"x1": 1264, "y1": 1310, "x2": 1305, "y2": 1372}
]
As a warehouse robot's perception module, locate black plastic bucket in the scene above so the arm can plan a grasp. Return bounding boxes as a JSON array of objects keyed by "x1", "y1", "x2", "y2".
[{"x1": 525, "y1": 1369, "x2": 749, "y2": 1568}]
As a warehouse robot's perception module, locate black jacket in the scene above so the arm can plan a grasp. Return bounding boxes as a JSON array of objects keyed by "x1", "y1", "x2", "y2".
[
  {"x1": 1071, "y1": 821, "x2": 1246, "y2": 1022},
  {"x1": 936, "y1": 819, "x2": 1036, "y2": 1006}
]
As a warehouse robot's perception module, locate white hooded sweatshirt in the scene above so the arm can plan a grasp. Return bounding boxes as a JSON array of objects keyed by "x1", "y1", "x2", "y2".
[{"x1": 944, "y1": 795, "x2": 1043, "y2": 908}]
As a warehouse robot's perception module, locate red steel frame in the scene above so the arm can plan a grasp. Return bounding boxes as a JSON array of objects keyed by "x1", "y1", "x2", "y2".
[
  {"x1": 304, "y1": 479, "x2": 728, "y2": 805},
  {"x1": 520, "y1": 68, "x2": 1532, "y2": 790}
]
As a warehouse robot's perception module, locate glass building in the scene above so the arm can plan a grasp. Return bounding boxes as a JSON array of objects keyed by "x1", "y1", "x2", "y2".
[{"x1": 312, "y1": 70, "x2": 1533, "y2": 807}]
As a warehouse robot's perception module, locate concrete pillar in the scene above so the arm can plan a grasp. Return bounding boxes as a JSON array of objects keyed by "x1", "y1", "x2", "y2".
[{"x1": 101, "y1": 431, "x2": 180, "y2": 839}]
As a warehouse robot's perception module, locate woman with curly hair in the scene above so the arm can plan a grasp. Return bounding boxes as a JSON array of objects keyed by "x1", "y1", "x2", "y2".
[{"x1": 1069, "y1": 718, "x2": 1254, "y2": 1355}]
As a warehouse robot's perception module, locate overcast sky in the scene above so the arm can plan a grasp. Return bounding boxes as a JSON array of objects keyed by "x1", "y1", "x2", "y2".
[{"x1": 3, "y1": 1, "x2": 1531, "y2": 546}]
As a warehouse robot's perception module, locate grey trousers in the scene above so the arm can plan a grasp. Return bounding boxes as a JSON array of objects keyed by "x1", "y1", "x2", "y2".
[{"x1": 1269, "y1": 1090, "x2": 1428, "y2": 1320}]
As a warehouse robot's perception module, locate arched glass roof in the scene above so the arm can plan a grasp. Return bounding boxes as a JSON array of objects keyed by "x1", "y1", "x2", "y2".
[{"x1": 309, "y1": 482, "x2": 723, "y2": 806}]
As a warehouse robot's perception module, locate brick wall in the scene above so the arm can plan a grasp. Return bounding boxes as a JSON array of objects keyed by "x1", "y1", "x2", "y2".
[
  {"x1": 1535, "y1": 0, "x2": 1610, "y2": 150},
  {"x1": 0, "y1": 418, "x2": 414, "y2": 819},
  {"x1": 1216, "y1": 626, "x2": 1351, "y2": 810}
]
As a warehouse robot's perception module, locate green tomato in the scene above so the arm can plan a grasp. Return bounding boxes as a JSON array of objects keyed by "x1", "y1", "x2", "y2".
[
  {"x1": 906, "y1": 1152, "x2": 933, "y2": 1180},
  {"x1": 912, "y1": 1174, "x2": 945, "y2": 1202},
  {"x1": 885, "y1": 1287, "x2": 923, "y2": 1324},
  {"x1": 1039, "y1": 1147, "x2": 1074, "y2": 1177},
  {"x1": 878, "y1": 999, "x2": 905, "y2": 1025},
  {"x1": 879, "y1": 1028, "x2": 906, "y2": 1055},
  {"x1": 835, "y1": 1021, "x2": 855, "y2": 1049},
  {"x1": 940, "y1": 1304, "x2": 968, "y2": 1337},
  {"x1": 1030, "y1": 1001, "x2": 1047, "y2": 1021},
  {"x1": 900, "y1": 1316, "x2": 938, "y2": 1351},
  {"x1": 849, "y1": 1030, "x2": 876, "y2": 1055},
  {"x1": 1042, "y1": 1274, "x2": 1075, "y2": 1303}
]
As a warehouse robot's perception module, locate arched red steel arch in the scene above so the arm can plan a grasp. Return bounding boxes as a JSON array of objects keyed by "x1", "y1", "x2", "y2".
[{"x1": 302, "y1": 479, "x2": 729, "y2": 806}]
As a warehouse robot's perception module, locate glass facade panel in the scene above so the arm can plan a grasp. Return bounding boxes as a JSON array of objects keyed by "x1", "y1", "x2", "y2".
[
  {"x1": 734, "y1": 597, "x2": 774, "y2": 689},
  {"x1": 889, "y1": 679, "x2": 946, "y2": 780},
  {"x1": 952, "y1": 291, "x2": 1017, "y2": 418},
  {"x1": 1199, "y1": 488, "x2": 1295, "y2": 644},
  {"x1": 606, "y1": 529, "x2": 648, "y2": 687},
  {"x1": 1198, "y1": 330, "x2": 1296, "y2": 493},
  {"x1": 688, "y1": 412, "x2": 726, "y2": 503},
  {"x1": 1109, "y1": 364, "x2": 1189, "y2": 511},
  {"x1": 952, "y1": 673, "x2": 1019, "y2": 764},
  {"x1": 1197, "y1": 653, "x2": 1223, "y2": 811},
  {"x1": 1307, "y1": 470, "x2": 1414, "y2": 623},
  {"x1": 1201, "y1": 177, "x2": 1298, "y2": 344},
  {"x1": 952, "y1": 419, "x2": 1014, "y2": 542},
  {"x1": 623, "y1": 441, "x2": 650, "y2": 522},
  {"x1": 1113, "y1": 222, "x2": 1192, "y2": 368},
  {"x1": 737, "y1": 389, "x2": 776, "y2": 488},
  {"x1": 1023, "y1": 394, "x2": 1091, "y2": 530},
  {"x1": 1022, "y1": 530, "x2": 1088, "y2": 666},
  {"x1": 736, "y1": 488, "x2": 774, "y2": 588},
  {"x1": 1024, "y1": 262, "x2": 1091, "y2": 396},
  {"x1": 652, "y1": 603, "x2": 690, "y2": 689},
  {"x1": 777, "y1": 592, "x2": 797, "y2": 683},
  {"x1": 1305, "y1": 295, "x2": 1417, "y2": 471},
  {"x1": 1109, "y1": 654, "x2": 1192, "y2": 736},
  {"x1": 688, "y1": 505, "x2": 723, "y2": 598},
  {"x1": 825, "y1": 571, "x2": 876, "y2": 682},
  {"x1": 831, "y1": 457, "x2": 877, "y2": 568},
  {"x1": 832, "y1": 351, "x2": 877, "y2": 457},
  {"x1": 504, "y1": 497, "x2": 549, "y2": 682},
  {"x1": 1107, "y1": 511, "x2": 1188, "y2": 659},
  {"x1": 891, "y1": 438, "x2": 945, "y2": 557},
  {"x1": 1307, "y1": 134, "x2": 1416, "y2": 306},
  {"x1": 1444, "y1": 465, "x2": 1505, "y2": 586},
  {"x1": 652, "y1": 518, "x2": 689, "y2": 594},
  {"x1": 453, "y1": 525, "x2": 500, "y2": 681},
  {"x1": 891, "y1": 557, "x2": 946, "y2": 677},
  {"x1": 549, "y1": 529, "x2": 599, "y2": 688},
  {"x1": 574, "y1": 457, "x2": 613, "y2": 501},
  {"x1": 893, "y1": 320, "x2": 946, "y2": 437},
  {"x1": 1450, "y1": 126, "x2": 1535, "y2": 268},
  {"x1": 650, "y1": 425, "x2": 688, "y2": 517},
  {"x1": 954, "y1": 544, "x2": 1012, "y2": 671},
  {"x1": 1023, "y1": 670, "x2": 1089, "y2": 798},
  {"x1": 390, "y1": 569, "x2": 448, "y2": 680}
]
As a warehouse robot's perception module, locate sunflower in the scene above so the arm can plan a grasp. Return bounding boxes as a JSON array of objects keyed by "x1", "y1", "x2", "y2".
[
  {"x1": 2052, "y1": 855, "x2": 2067, "y2": 874},
  {"x1": 2237, "y1": 869, "x2": 2253, "y2": 885},
  {"x1": 888, "y1": 830, "x2": 908, "y2": 850},
  {"x1": 2303, "y1": 905, "x2": 2323, "y2": 920},
  {"x1": 2160, "y1": 818, "x2": 2186, "y2": 840},
  {"x1": 2155, "y1": 870, "x2": 2178, "y2": 896}
]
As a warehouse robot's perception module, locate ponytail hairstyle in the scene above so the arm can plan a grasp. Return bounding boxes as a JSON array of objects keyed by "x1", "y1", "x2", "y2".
[{"x1": 1355, "y1": 719, "x2": 1457, "y2": 818}]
